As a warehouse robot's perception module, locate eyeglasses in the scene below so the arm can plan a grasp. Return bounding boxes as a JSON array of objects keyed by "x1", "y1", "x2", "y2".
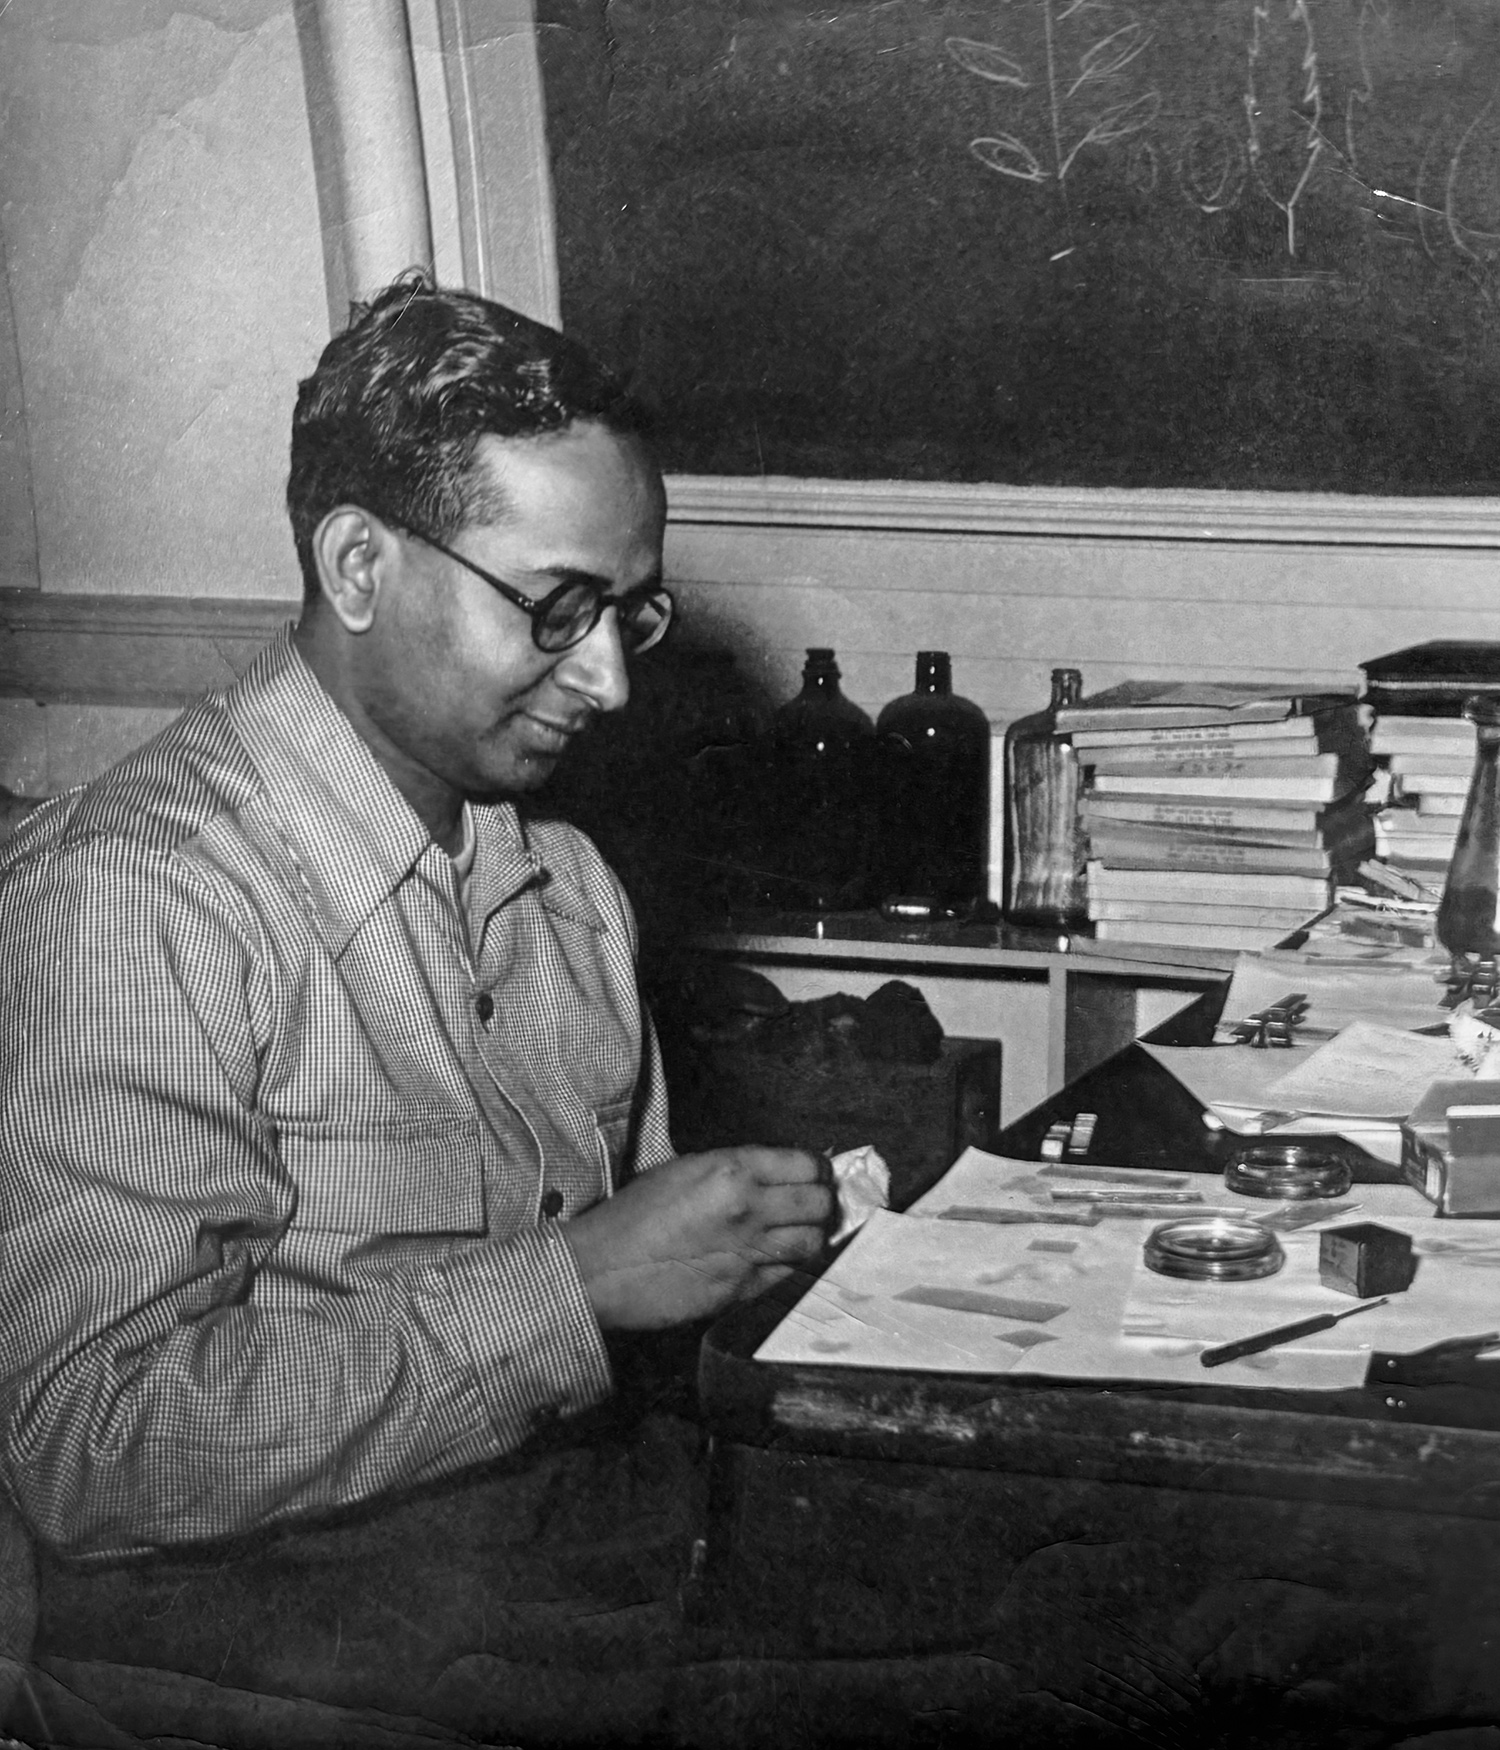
[{"x1": 397, "y1": 524, "x2": 675, "y2": 655}]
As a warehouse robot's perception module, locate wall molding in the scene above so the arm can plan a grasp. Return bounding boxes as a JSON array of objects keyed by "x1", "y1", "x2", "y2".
[
  {"x1": 665, "y1": 476, "x2": 1500, "y2": 547},
  {"x1": 0, "y1": 590, "x2": 293, "y2": 707},
  {"x1": 6, "y1": 470, "x2": 1500, "y2": 708}
]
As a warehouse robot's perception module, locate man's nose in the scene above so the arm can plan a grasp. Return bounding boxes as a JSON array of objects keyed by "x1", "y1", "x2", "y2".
[{"x1": 556, "y1": 608, "x2": 630, "y2": 714}]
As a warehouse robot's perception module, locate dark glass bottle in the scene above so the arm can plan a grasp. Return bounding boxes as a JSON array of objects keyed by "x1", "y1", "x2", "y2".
[
  {"x1": 758, "y1": 648, "x2": 876, "y2": 911},
  {"x1": 1437, "y1": 696, "x2": 1500, "y2": 957},
  {"x1": 875, "y1": 652, "x2": 991, "y2": 916},
  {"x1": 1002, "y1": 667, "x2": 1089, "y2": 930}
]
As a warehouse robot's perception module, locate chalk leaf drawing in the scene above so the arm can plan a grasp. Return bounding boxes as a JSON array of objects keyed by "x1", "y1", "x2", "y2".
[
  {"x1": 1244, "y1": 0, "x2": 1327, "y2": 254},
  {"x1": 1178, "y1": 119, "x2": 1247, "y2": 213},
  {"x1": 948, "y1": 1, "x2": 1160, "y2": 188}
]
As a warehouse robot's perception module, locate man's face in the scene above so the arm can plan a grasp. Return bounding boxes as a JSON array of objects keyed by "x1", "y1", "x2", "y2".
[{"x1": 357, "y1": 421, "x2": 666, "y2": 808}]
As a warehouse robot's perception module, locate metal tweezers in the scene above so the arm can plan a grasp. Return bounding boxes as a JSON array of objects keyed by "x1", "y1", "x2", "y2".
[{"x1": 1226, "y1": 991, "x2": 1309, "y2": 1048}]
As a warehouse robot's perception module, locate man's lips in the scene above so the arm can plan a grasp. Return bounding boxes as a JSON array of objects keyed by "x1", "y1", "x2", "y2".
[{"x1": 521, "y1": 713, "x2": 593, "y2": 752}]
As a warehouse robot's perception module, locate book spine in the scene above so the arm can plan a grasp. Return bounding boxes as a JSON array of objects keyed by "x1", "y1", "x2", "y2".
[
  {"x1": 1391, "y1": 774, "x2": 1469, "y2": 796},
  {"x1": 1094, "y1": 919, "x2": 1299, "y2": 950},
  {"x1": 1086, "y1": 834, "x2": 1335, "y2": 875},
  {"x1": 1092, "y1": 775, "x2": 1343, "y2": 801},
  {"x1": 1087, "y1": 867, "x2": 1331, "y2": 905},
  {"x1": 1370, "y1": 738, "x2": 1473, "y2": 759},
  {"x1": 1089, "y1": 899, "x2": 1321, "y2": 927},
  {"x1": 1082, "y1": 798, "x2": 1322, "y2": 832},
  {"x1": 1385, "y1": 753, "x2": 1474, "y2": 776},
  {"x1": 1070, "y1": 720, "x2": 1314, "y2": 749},
  {"x1": 1082, "y1": 753, "x2": 1341, "y2": 779},
  {"x1": 1086, "y1": 816, "x2": 1329, "y2": 852}
]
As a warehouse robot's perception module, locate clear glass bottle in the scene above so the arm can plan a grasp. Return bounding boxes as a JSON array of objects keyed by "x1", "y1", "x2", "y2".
[
  {"x1": 1002, "y1": 667, "x2": 1089, "y2": 930},
  {"x1": 758, "y1": 648, "x2": 877, "y2": 911},
  {"x1": 1437, "y1": 695, "x2": 1500, "y2": 957},
  {"x1": 875, "y1": 651, "x2": 990, "y2": 916}
]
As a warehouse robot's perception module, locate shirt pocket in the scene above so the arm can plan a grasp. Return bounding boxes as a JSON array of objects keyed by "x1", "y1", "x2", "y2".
[
  {"x1": 594, "y1": 1097, "x2": 636, "y2": 1183},
  {"x1": 278, "y1": 1114, "x2": 488, "y2": 1235}
]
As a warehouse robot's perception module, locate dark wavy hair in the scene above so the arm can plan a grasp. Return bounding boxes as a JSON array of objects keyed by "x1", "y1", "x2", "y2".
[{"x1": 286, "y1": 271, "x2": 649, "y2": 597}]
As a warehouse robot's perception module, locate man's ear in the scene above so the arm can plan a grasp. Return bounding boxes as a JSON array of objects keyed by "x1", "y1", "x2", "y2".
[{"x1": 310, "y1": 508, "x2": 392, "y2": 634}]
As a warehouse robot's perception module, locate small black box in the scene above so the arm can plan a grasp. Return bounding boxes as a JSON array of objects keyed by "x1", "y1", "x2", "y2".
[{"x1": 1319, "y1": 1223, "x2": 1416, "y2": 1298}]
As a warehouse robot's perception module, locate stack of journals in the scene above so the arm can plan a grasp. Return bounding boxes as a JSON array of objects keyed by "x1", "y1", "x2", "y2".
[
  {"x1": 1061, "y1": 681, "x2": 1373, "y2": 951},
  {"x1": 1369, "y1": 713, "x2": 1473, "y2": 890}
]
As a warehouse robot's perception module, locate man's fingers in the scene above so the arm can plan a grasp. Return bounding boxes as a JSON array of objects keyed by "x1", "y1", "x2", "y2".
[
  {"x1": 739, "y1": 1146, "x2": 828, "y2": 1186},
  {"x1": 756, "y1": 1180, "x2": 835, "y2": 1229}
]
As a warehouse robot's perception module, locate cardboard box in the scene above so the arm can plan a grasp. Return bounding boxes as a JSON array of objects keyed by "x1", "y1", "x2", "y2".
[{"x1": 1402, "y1": 1078, "x2": 1500, "y2": 1216}]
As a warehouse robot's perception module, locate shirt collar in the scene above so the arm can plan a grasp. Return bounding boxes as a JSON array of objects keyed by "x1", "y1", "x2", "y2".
[{"x1": 223, "y1": 631, "x2": 558, "y2": 956}]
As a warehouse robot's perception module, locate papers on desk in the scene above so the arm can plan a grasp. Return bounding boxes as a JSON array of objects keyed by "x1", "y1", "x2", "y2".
[
  {"x1": 1122, "y1": 1203, "x2": 1500, "y2": 1386},
  {"x1": 755, "y1": 1203, "x2": 1152, "y2": 1379},
  {"x1": 754, "y1": 1147, "x2": 1500, "y2": 1393},
  {"x1": 1213, "y1": 943, "x2": 1449, "y2": 1043},
  {"x1": 1142, "y1": 1017, "x2": 1479, "y2": 1163},
  {"x1": 1255, "y1": 1021, "x2": 1466, "y2": 1118},
  {"x1": 1139, "y1": 1039, "x2": 1411, "y2": 1161}
]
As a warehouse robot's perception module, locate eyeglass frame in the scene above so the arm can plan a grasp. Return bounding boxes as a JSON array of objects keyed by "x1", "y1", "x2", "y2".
[{"x1": 392, "y1": 520, "x2": 675, "y2": 655}]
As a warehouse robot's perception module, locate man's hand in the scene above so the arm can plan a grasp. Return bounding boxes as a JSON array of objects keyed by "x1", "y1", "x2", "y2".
[{"x1": 562, "y1": 1146, "x2": 833, "y2": 1329}]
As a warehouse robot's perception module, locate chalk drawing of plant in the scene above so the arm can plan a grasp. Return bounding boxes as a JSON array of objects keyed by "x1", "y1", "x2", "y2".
[
  {"x1": 946, "y1": 0, "x2": 1160, "y2": 189},
  {"x1": 1244, "y1": 0, "x2": 1327, "y2": 255}
]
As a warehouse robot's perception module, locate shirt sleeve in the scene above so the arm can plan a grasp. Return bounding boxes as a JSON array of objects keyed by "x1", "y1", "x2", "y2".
[
  {"x1": 0, "y1": 840, "x2": 613, "y2": 1559},
  {"x1": 631, "y1": 1011, "x2": 678, "y2": 1174}
]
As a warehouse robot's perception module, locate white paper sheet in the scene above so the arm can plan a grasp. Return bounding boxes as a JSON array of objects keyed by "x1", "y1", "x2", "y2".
[
  {"x1": 1260, "y1": 1021, "x2": 1468, "y2": 1118},
  {"x1": 1120, "y1": 1207, "x2": 1500, "y2": 1382},
  {"x1": 1213, "y1": 946, "x2": 1450, "y2": 1043},
  {"x1": 755, "y1": 1149, "x2": 1496, "y2": 1392},
  {"x1": 754, "y1": 1205, "x2": 1152, "y2": 1378},
  {"x1": 1140, "y1": 1041, "x2": 1406, "y2": 1161}
]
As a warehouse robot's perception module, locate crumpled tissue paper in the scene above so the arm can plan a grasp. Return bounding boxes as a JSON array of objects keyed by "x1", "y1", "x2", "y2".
[{"x1": 829, "y1": 1143, "x2": 891, "y2": 1244}]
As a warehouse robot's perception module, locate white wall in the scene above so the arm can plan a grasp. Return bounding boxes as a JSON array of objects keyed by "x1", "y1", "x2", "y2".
[
  {"x1": 0, "y1": 1, "x2": 328, "y2": 604},
  {"x1": 664, "y1": 484, "x2": 1500, "y2": 730}
]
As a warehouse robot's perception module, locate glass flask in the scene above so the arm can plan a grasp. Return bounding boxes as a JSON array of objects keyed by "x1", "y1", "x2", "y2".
[
  {"x1": 1436, "y1": 695, "x2": 1500, "y2": 958},
  {"x1": 1002, "y1": 667, "x2": 1089, "y2": 930},
  {"x1": 757, "y1": 648, "x2": 877, "y2": 911},
  {"x1": 875, "y1": 651, "x2": 990, "y2": 916}
]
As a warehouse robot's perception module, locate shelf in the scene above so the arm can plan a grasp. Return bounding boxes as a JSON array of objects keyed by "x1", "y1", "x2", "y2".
[{"x1": 689, "y1": 912, "x2": 1235, "y2": 1117}]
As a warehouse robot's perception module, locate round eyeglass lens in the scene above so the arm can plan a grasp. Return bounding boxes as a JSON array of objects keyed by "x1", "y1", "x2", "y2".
[
  {"x1": 621, "y1": 592, "x2": 671, "y2": 651},
  {"x1": 537, "y1": 586, "x2": 602, "y2": 651},
  {"x1": 536, "y1": 586, "x2": 672, "y2": 652}
]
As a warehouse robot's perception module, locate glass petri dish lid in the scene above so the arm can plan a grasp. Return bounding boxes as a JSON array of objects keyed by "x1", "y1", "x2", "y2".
[
  {"x1": 1224, "y1": 1142, "x2": 1353, "y2": 1201},
  {"x1": 1144, "y1": 1215, "x2": 1286, "y2": 1281}
]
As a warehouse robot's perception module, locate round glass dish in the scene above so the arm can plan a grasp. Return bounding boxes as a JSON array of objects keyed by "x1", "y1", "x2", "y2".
[
  {"x1": 1223, "y1": 1142, "x2": 1354, "y2": 1201},
  {"x1": 1143, "y1": 1216, "x2": 1285, "y2": 1282}
]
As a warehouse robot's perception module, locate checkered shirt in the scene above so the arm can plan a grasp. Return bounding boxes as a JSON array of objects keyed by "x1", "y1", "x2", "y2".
[{"x1": 0, "y1": 631, "x2": 674, "y2": 1557}]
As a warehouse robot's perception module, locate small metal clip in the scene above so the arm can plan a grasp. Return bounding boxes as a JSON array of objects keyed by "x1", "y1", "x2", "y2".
[
  {"x1": 1227, "y1": 992, "x2": 1309, "y2": 1048},
  {"x1": 1440, "y1": 955, "x2": 1500, "y2": 1011}
]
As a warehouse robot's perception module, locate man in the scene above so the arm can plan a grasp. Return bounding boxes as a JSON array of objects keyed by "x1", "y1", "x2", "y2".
[{"x1": 0, "y1": 276, "x2": 830, "y2": 1744}]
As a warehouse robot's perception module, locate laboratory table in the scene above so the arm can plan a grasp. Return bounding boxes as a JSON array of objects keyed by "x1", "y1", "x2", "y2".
[{"x1": 691, "y1": 1025, "x2": 1500, "y2": 1750}]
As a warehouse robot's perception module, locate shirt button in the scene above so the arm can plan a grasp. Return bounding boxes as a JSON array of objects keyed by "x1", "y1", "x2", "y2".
[
  {"x1": 475, "y1": 992, "x2": 494, "y2": 1025},
  {"x1": 539, "y1": 1189, "x2": 565, "y2": 1219}
]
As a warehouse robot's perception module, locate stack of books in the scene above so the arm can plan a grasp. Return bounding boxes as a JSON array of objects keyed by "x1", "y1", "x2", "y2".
[
  {"x1": 1061, "y1": 681, "x2": 1374, "y2": 951},
  {"x1": 1369, "y1": 714, "x2": 1471, "y2": 891},
  {"x1": 1357, "y1": 644, "x2": 1500, "y2": 900}
]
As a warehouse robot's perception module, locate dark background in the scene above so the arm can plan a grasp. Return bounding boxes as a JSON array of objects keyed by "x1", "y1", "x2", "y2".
[{"x1": 537, "y1": 0, "x2": 1500, "y2": 493}]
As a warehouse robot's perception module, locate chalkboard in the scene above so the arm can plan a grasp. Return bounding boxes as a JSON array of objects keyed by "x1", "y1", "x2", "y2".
[{"x1": 537, "y1": 0, "x2": 1500, "y2": 494}]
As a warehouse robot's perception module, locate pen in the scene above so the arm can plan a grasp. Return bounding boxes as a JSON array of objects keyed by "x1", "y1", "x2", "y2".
[{"x1": 1199, "y1": 1297, "x2": 1390, "y2": 1369}]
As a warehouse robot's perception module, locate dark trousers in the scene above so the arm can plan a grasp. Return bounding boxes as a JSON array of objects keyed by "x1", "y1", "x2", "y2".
[{"x1": 18, "y1": 1339, "x2": 711, "y2": 1750}]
